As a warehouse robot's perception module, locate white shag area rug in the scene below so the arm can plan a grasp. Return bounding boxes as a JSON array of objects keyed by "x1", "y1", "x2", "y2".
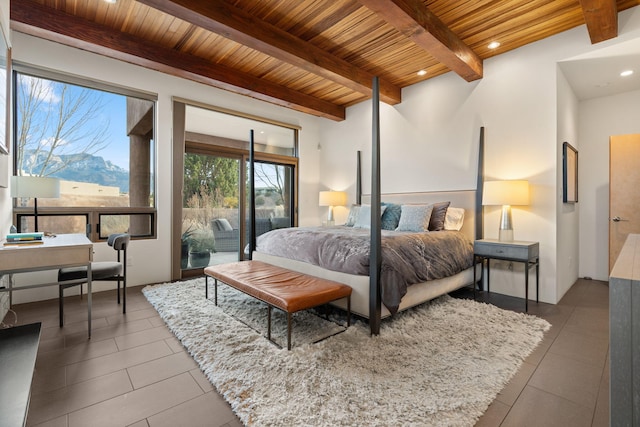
[{"x1": 143, "y1": 277, "x2": 550, "y2": 427}]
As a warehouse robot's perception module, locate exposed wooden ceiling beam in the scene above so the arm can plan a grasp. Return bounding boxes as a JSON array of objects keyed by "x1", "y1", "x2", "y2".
[
  {"x1": 137, "y1": 0, "x2": 402, "y2": 105},
  {"x1": 578, "y1": 0, "x2": 618, "y2": 43},
  {"x1": 357, "y1": 0, "x2": 483, "y2": 82},
  {"x1": 10, "y1": 0, "x2": 345, "y2": 121}
]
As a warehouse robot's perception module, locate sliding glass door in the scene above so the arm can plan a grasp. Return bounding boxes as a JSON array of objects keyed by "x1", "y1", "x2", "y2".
[
  {"x1": 182, "y1": 152, "x2": 241, "y2": 270},
  {"x1": 173, "y1": 102, "x2": 299, "y2": 279},
  {"x1": 245, "y1": 161, "x2": 294, "y2": 249}
]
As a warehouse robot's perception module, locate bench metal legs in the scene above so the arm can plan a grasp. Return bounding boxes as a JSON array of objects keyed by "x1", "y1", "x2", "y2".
[
  {"x1": 205, "y1": 275, "x2": 351, "y2": 351},
  {"x1": 205, "y1": 276, "x2": 218, "y2": 305},
  {"x1": 270, "y1": 298, "x2": 348, "y2": 351},
  {"x1": 267, "y1": 305, "x2": 293, "y2": 350},
  {"x1": 287, "y1": 313, "x2": 292, "y2": 351},
  {"x1": 267, "y1": 305, "x2": 271, "y2": 343},
  {"x1": 341, "y1": 296, "x2": 349, "y2": 327}
]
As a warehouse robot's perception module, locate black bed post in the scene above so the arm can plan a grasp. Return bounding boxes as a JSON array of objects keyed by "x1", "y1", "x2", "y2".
[
  {"x1": 369, "y1": 77, "x2": 382, "y2": 336},
  {"x1": 356, "y1": 150, "x2": 362, "y2": 205},
  {"x1": 476, "y1": 127, "x2": 485, "y2": 241},
  {"x1": 248, "y1": 129, "x2": 256, "y2": 260},
  {"x1": 474, "y1": 127, "x2": 485, "y2": 291}
]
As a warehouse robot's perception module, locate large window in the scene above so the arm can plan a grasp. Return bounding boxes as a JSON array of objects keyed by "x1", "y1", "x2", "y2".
[{"x1": 12, "y1": 68, "x2": 156, "y2": 240}]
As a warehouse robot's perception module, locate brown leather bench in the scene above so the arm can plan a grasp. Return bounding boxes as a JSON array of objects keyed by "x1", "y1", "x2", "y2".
[{"x1": 204, "y1": 261, "x2": 352, "y2": 350}]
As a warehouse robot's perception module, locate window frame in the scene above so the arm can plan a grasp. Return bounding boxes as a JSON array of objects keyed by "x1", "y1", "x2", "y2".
[{"x1": 11, "y1": 64, "x2": 158, "y2": 242}]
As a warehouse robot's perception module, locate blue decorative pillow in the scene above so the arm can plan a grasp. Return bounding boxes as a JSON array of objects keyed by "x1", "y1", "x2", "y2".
[
  {"x1": 381, "y1": 202, "x2": 401, "y2": 230},
  {"x1": 353, "y1": 204, "x2": 387, "y2": 229},
  {"x1": 395, "y1": 204, "x2": 434, "y2": 232}
]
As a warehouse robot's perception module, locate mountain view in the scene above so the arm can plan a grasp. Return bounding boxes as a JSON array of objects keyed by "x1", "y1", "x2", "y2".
[{"x1": 22, "y1": 150, "x2": 130, "y2": 193}]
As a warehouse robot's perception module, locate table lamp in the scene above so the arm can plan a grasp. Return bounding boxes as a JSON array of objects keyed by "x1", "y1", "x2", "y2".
[
  {"x1": 482, "y1": 180, "x2": 529, "y2": 241},
  {"x1": 319, "y1": 190, "x2": 347, "y2": 224},
  {"x1": 11, "y1": 175, "x2": 61, "y2": 232}
]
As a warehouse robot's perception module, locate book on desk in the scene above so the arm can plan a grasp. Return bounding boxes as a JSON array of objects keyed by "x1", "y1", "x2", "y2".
[{"x1": 3, "y1": 232, "x2": 45, "y2": 245}]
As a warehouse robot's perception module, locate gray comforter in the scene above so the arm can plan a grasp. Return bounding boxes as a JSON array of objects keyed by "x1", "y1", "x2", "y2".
[{"x1": 255, "y1": 226, "x2": 473, "y2": 314}]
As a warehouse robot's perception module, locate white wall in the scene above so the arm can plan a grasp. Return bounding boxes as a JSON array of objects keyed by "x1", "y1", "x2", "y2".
[
  {"x1": 319, "y1": 43, "x2": 561, "y2": 303},
  {"x1": 317, "y1": 7, "x2": 640, "y2": 303},
  {"x1": 579, "y1": 88, "x2": 640, "y2": 280},
  {"x1": 556, "y1": 68, "x2": 580, "y2": 298},
  {"x1": 8, "y1": 31, "x2": 323, "y2": 303}
]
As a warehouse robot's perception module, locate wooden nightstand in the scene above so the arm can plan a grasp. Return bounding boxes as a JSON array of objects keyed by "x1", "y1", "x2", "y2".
[{"x1": 474, "y1": 239, "x2": 540, "y2": 311}]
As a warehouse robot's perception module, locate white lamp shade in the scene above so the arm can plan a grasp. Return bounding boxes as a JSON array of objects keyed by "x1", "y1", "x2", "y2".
[
  {"x1": 319, "y1": 190, "x2": 347, "y2": 207},
  {"x1": 11, "y1": 176, "x2": 61, "y2": 198},
  {"x1": 482, "y1": 180, "x2": 529, "y2": 206}
]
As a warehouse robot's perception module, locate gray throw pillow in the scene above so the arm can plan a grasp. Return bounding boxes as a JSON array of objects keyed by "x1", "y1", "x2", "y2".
[
  {"x1": 395, "y1": 204, "x2": 434, "y2": 232},
  {"x1": 428, "y1": 201, "x2": 451, "y2": 231}
]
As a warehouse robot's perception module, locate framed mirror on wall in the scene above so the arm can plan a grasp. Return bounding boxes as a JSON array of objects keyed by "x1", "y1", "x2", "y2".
[{"x1": 563, "y1": 141, "x2": 578, "y2": 203}]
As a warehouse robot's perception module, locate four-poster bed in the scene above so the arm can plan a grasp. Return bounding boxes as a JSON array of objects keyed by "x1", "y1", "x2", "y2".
[
  {"x1": 249, "y1": 78, "x2": 484, "y2": 335},
  {"x1": 253, "y1": 190, "x2": 481, "y2": 328}
]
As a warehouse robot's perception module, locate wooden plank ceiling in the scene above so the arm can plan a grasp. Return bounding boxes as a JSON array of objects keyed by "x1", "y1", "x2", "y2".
[{"x1": 10, "y1": 0, "x2": 640, "y2": 121}]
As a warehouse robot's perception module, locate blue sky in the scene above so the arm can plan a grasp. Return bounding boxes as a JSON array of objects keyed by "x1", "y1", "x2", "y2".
[
  {"x1": 17, "y1": 74, "x2": 133, "y2": 171},
  {"x1": 98, "y1": 93, "x2": 130, "y2": 170}
]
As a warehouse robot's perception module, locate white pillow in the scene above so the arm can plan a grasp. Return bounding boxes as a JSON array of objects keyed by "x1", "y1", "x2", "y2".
[
  {"x1": 395, "y1": 204, "x2": 434, "y2": 232},
  {"x1": 353, "y1": 204, "x2": 387, "y2": 229},
  {"x1": 444, "y1": 207, "x2": 465, "y2": 231}
]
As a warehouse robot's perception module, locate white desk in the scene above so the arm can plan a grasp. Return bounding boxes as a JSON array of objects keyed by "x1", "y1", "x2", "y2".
[{"x1": 0, "y1": 234, "x2": 93, "y2": 337}]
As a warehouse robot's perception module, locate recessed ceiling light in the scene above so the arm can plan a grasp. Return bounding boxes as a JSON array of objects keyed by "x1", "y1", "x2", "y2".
[
  {"x1": 620, "y1": 70, "x2": 634, "y2": 77},
  {"x1": 417, "y1": 70, "x2": 427, "y2": 76},
  {"x1": 488, "y1": 41, "x2": 500, "y2": 49},
  {"x1": 104, "y1": 0, "x2": 117, "y2": 4}
]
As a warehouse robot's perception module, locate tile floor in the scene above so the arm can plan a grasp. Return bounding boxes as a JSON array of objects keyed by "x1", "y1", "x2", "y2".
[
  {"x1": 467, "y1": 278, "x2": 610, "y2": 427},
  {"x1": 2, "y1": 278, "x2": 608, "y2": 427}
]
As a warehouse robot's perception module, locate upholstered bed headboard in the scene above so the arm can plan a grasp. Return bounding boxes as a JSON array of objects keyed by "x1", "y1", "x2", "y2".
[
  {"x1": 356, "y1": 127, "x2": 484, "y2": 245},
  {"x1": 361, "y1": 190, "x2": 477, "y2": 241}
]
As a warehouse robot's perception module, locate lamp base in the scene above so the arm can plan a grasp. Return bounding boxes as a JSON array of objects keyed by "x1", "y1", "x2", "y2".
[
  {"x1": 498, "y1": 205, "x2": 514, "y2": 242},
  {"x1": 327, "y1": 206, "x2": 335, "y2": 222},
  {"x1": 499, "y1": 228, "x2": 514, "y2": 242}
]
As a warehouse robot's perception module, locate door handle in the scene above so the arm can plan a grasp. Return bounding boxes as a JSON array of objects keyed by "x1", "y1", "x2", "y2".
[{"x1": 612, "y1": 216, "x2": 628, "y2": 222}]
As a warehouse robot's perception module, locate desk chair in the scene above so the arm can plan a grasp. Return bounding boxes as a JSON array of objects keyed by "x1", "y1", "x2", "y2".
[{"x1": 58, "y1": 233, "x2": 130, "y2": 327}]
